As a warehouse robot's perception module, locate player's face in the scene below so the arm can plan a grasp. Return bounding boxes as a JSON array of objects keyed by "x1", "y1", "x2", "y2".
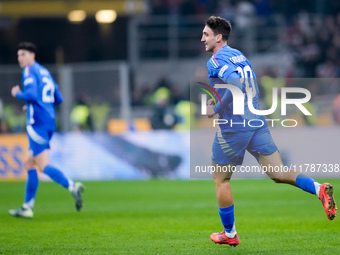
[
  {"x1": 201, "y1": 25, "x2": 217, "y2": 53},
  {"x1": 17, "y1": 49, "x2": 35, "y2": 69}
]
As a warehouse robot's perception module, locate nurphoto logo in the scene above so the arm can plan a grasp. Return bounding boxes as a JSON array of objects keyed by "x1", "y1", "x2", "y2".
[{"x1": 199, "y1": 82, "x2": 312, "y2": 128}]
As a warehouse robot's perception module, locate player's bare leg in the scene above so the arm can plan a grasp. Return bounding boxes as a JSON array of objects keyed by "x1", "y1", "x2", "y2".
[
  {"x1": 259, "y1": 150, "x2": 337, "y2": 220},
  {"x1": 259, "y1": 151, "x2": 299, "y2": 185},
  {"x1": 9, "y1": 151, "x2": 37, "y2": 218},
  {"x1": 34, "y1": 149, "x2": 49, "y2": 172},
  {"x1": 210, "y1": 162, "x2": 240, "y2": 246},
  {"x1": 213, "y1": 162, "x2": 234, "y2": 208},
  {"x1": 35, "y1": 149, "x2": 85, "y2": 211}
]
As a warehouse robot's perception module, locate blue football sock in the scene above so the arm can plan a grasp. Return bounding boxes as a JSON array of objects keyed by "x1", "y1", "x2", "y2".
[
  {"x1": 43, "y1": 165, "x2": 70, "y2": 189},
  {"x1": 219, "y1": 204, "x2": 235, "y2": 233},
  {"x1": 24, "y1": 169, "x2": 39, "y2": 209},
  {"x1": 295, "y1": 174, "x2": 319, "y2": 195}
]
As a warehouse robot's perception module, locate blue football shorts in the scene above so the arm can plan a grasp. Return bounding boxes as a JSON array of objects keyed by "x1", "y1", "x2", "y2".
[
  {"x1": 26, "y1": 124, "x2": 55, "y2": 156},
  {"x1": 211, "y1": 126, "x2": 278, "y2": 166}
]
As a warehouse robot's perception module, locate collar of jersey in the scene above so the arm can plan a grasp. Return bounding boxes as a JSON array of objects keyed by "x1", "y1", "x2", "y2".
[{"x1": 213, "y1": 45, "x2": 229, "y2": 57}]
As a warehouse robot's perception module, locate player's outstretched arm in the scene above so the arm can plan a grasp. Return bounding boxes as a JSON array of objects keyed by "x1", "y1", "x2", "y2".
[{"x1": 12, "y1": 84, "x2": 38, "y2": 102}]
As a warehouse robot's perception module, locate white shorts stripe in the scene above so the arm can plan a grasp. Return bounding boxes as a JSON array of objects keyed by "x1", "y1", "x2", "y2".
[{"x1": 27, "y1": 125, "x2": 47, "y2": 145}]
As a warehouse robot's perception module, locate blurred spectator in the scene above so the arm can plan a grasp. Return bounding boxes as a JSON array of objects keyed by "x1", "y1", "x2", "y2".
[
  {"x1": 90, "y1": 96, "x2": 110, "y2": 131},
  {"x1": 4, "y1": 104, "x2": 26, "y2": 133},
  {"x1": 0, "y1": 98, "x2": 10, "y2": 134},
  {"x1": 70, "y1": 97, "x2": 93, "y2": 131},
  {"x1": 286, "y1": 13, "x2": 340, "y2": 79},
  {"x1": 155, "y1": 76, "x2": 171, "y2": 91},
  {"x1": 149, "y1": 87, "x2": 176, "y2": 129},
  {"x1": 0, "y1": 119, "x2": 10, "y2": 134},
  {"x1": 174, "y1": 100, "x2": 197, "y2": 130},
  {"x1": 298, "y1": 36, "x2": 320, "y2": 77},
  {"x1": 317, "y1": 29, "x2": 331, "y2": 62},
  {"x1": 132, "y1": 85, "x2": 153, "y2": 106},
  {"x1": 316, "y1": 60, "x2": 337, "y2": 78},
  {"x1": 169, "y1": 84, "x2": 186, "y2": 104},
  {"x1": 260, "y1": 67, "x2": 285, "y2": 120}
]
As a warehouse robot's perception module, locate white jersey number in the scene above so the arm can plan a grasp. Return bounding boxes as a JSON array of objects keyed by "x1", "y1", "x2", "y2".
[
  {"x1": 236, "y1": 65, "x2": 256, "y2": 98},
  {"x1": 42, "y1": 77, "x2": 55, "y2": 103},
  {"x1": 29, "y1": 103, "x2": 35, "y2": 124}
]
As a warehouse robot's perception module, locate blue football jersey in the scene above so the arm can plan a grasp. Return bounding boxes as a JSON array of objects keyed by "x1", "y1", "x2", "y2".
[
  {"x1": 16, "y1": 62, "x2": 63, "y2": 127},
  {"x1": 207, "y1": 45, "x2": 267, "y2": 132}
]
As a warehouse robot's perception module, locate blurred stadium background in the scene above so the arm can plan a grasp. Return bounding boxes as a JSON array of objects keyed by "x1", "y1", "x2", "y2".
[{"x1": 0, "y1": 0, "x2": 340, "y2": 181}]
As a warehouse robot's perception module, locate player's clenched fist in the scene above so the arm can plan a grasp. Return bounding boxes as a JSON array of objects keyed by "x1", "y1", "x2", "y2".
[
  {"x1": 208, "y1": 98, "x2": 215, "y2": 105},
  {"x1": 11, "y1": 85, "x2": 21, "y2": 97},
  {"x1": 207, "y1": 104, "x2": 216, "y2": 118}
]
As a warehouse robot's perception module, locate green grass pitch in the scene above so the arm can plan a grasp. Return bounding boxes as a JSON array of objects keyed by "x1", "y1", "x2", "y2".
[{"x1": 0, "y1": 179, "x2": 339, "y2": 254}]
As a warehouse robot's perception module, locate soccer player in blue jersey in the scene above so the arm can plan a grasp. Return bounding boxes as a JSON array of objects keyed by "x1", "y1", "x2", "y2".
[
  {"x1": 201, "y1": 16, "x2": 337, "y2": 246},
  {"x1": 9, "y1": 42, "x2": 84, "y2": 218}
]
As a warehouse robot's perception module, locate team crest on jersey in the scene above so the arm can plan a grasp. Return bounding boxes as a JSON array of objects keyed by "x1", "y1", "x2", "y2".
[{"x1": 218, "y1": 65, "x2": 229, "y2": 77}]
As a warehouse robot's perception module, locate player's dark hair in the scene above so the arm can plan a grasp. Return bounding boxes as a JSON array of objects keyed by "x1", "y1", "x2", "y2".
[
  {"x1": 17, "y1": 42, "x2": 37, "y2": 54},
  {"x1": 206, "y1": 16, "x2": 231, "y2": 41}
]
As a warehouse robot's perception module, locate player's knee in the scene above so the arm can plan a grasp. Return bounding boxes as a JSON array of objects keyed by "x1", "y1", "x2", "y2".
[
  {"x1": 23, "y1": 158, "x2": 35, "y2": 171},
  {"x1": 213, "y1": 177, "x2": 230, "y2": 186},
  {"x1": 33, "y1": 150, "x2": 49, "y2": 172},
  {"x1": 33, "y1": 161, "x2": 48, "y2": 173},
  {"x1": 271, "y1": 176, "x2": 285, "y2": 183}
]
